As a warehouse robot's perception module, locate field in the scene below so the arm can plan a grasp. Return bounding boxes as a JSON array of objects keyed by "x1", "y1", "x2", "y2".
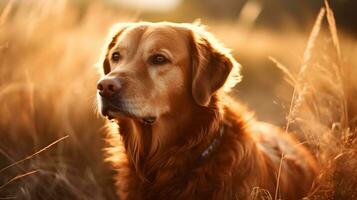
[{"x1": 0, "y1": 0, "x2": 356, "y2": 199}]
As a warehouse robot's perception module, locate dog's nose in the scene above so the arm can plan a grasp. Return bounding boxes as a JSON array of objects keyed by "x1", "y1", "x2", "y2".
[{"x1": 97, "y1": 77, "x2": 121, "y2": 97}]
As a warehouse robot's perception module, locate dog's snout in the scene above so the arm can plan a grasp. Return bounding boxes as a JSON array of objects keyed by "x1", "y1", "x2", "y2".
[{"x1": 97, "y1": 77, "x2": 121, "y2": 97}]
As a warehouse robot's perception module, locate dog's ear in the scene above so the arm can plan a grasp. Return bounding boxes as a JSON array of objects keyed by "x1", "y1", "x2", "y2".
[
  {"x1": 188, "y1": 26, "x2": 241, "y2": 106},
  {"x1": 97, "y1": 23, "x2": 130, "y2": 75}
]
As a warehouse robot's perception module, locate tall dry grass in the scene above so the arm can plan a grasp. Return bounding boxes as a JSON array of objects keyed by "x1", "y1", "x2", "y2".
[
  {"x1": 0, "y1": 0, "x2": 135, "y2": 199},
  {"x1": 268, "y1": 1, "x2": 357, "y2": 199},
  {"x1": 0, "y1": 0, "x2": 356, "y2": 199}
]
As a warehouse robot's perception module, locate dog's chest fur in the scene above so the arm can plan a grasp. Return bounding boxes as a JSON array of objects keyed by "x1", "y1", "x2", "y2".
[
  {"x1": 114, "y1": 126, "x2": 259, "y2": 200},
  {"x1": 106, "y1": 104, "x2": 317, "y2": 200}
]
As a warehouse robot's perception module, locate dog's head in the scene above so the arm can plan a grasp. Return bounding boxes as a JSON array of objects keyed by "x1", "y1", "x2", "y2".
[{"x1": 96, "y1": 22, "x2": 241, "y2": 122}]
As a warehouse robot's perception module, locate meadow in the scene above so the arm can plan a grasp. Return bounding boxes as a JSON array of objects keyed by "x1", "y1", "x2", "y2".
[{"x1": 0, "y1": 0, "x2": 356, "y2": 199}]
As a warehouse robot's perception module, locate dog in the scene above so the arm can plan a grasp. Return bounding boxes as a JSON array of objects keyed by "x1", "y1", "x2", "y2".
[{"x1": 96, "y1": 22, "x2": 318, "y2": 200}]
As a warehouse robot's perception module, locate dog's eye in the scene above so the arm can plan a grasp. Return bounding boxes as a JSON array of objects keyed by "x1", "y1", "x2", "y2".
[
  {"x1": 149, "y1": 54, "x2": 169, "y2": 65},
  {"x1": 111, "y1": 52, "x2": 121, "y2": 62}
]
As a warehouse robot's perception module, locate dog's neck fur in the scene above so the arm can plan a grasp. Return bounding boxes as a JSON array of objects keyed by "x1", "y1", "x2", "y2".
[
  {"x1": 117, "y1": 95, "x2": 222, "y2": 183},
  {"x1": 108, "y1": 95, "x2": 286, "y2": 199}
]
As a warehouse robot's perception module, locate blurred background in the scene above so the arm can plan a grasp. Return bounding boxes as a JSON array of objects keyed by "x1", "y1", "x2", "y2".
[{"x1": 0, "y1": 0, "x2": 356, "y2": 199}]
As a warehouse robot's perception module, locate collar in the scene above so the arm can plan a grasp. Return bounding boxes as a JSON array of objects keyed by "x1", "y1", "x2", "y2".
[{"x1": 200, "y1": 124, "x2": 224, "y2": 160}]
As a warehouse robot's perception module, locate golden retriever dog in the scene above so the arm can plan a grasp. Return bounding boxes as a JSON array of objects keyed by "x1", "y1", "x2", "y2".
[{"x1": 96, "y1": 22, "x2": 318, "y2": 200}]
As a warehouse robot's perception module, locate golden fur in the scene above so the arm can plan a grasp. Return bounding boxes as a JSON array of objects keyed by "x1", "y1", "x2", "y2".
[{"x1": 97, "y1": 22, "x2": 318, "y2": 200}]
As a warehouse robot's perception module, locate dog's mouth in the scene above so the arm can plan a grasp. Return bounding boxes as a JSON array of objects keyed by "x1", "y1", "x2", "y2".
[
  {"x1": 101, "y1": 102, "x2": 156, "y2": 124},
  {"x1": 105, "y1": 110, "x2": 156, "y2": 124}
]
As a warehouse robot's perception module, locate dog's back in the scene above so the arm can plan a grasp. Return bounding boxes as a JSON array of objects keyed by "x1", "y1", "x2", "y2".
[
  {"x1": 222, "y1": 95, "x2": 318, "y2": 199},
  {"x1": 250, "y1": 122, "x2": 318, "y2": 199}
]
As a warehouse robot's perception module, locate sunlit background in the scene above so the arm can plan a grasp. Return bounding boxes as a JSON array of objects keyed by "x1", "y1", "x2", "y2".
[{"x1": 0, "y1": 0, "x2": 356, "y2": 199}]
